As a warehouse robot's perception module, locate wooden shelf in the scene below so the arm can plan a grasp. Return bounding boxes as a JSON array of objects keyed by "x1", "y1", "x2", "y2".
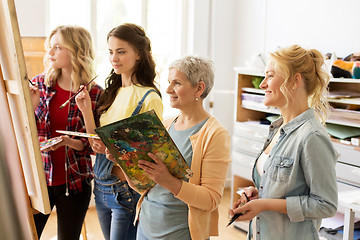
[
  {"x1": 327, "y1": 116, "x2": 360, "y2": 128},
  {"x1": 239, "y1": 87, "x2": 360, "y2": 128},
  {"x1": 330, "y1": 78, "x2": 360, "y2": 83},
  {"x1": 233, "y1": 70, "x2": 360, "y2": 84},
  {"x1": 330, "y1": 138, "x2": 360, "y2": 151},
  {"x1": 242, "y1": 87, "x2": 265, "y2": 94},
  {"x1": 328, "y1": 98, "x2": 360, "y2": 105},
  {"x1": 242, "y1": 104, "x2": 280, "y2": 115},
  {"x1": 241, "y1": 102, "x2": 360, "y2": 128}
]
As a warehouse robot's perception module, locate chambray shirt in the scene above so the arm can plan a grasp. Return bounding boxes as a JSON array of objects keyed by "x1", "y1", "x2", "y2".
[{"x1": 251, "y1": 108, "x2": 338, "y2": 240}]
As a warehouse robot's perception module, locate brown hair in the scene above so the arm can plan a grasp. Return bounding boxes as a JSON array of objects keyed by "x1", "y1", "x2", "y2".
[{"x1": 96, "y1": 23, "x2": 160, "y2": 123}]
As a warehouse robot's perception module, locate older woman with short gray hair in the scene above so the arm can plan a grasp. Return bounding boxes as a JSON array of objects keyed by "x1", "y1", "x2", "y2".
[
  {"x1": 169, "y1": 56, "x2": 214, "y2": 99},
  {"x1": 132, "y1": 55, "x2": 231, "y2": 240}
]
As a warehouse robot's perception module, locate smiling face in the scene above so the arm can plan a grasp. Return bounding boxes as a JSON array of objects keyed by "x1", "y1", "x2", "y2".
[
  {"x1": 166, "y1": 68, "x2": 198, "y2": 110},
  {"x1": 260, "y1": 60, "x2": 288, "y2": 109},
  {"x1": 48, "y1": 32, "x2": 71, "y2": 70},
  {"x1": 108, "y1": 36, "x2": 140, "y2": 76}
]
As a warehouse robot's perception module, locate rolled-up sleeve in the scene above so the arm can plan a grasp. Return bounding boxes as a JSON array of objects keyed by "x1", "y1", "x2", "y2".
[{"x1": 286, "y1": 132, "x2": 338, "y2": 222}]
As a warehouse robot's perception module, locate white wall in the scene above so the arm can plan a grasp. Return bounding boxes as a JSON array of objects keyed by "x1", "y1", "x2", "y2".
[
  {"x1": 13, "y1": 0, "x2": 360, "y2": 130},
  {"x1": 14, "y1": 0, "x2": 48, "y2": 36},
  {"x1": 209, "y1": 0, "x2": 238, "y2": 135},
  {"x1": 186, "y1": 0, "x2": 212, "y2": 56},
  {"x1": 235, "y1": 0, "x2": 267, "y2": 67},
  {"x1": 236, "y1": 0, "x2": 360, "y2": 66},
  {"x1": 265, "y1": 0, "x2": 360, "y2": 57}
]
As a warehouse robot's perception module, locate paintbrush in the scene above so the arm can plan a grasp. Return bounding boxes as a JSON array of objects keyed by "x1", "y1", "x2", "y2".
[
  {"x1": 59, "y1": 75, "x2": 98, "y2": 109},
  {"x1": 27, "y1": 76, "x2": 36, "y2": 86},
  {"x1": 227, "y1": 192, "x2": 250, "y2": 227}
]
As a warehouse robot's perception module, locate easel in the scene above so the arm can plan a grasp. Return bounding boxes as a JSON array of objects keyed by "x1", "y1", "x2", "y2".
[{"x1": 0, "y1": 0, "x2": 50, "y2": 239}]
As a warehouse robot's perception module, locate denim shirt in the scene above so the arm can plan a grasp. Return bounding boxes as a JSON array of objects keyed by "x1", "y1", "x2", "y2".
[{"x1": 251, "y1": 108, "x2": 338, "y2": 240}]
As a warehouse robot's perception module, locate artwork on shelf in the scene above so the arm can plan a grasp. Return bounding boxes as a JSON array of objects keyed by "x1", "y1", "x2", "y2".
[{"x1": 95, "y1": 109, "x2": 193, "y2": 191}]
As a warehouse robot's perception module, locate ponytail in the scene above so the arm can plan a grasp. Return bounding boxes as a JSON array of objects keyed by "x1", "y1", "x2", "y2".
[
  {"x1": 270, "y1": 45, "x2": 330, "y2": 124},
  {"x1": 307, "y1": 49, "x2": 330, "y2": 124}
]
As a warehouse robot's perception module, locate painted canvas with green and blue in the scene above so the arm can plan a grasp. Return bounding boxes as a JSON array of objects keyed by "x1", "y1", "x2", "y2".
[{"x1": 95, "y1": 110, "x2": 193, "y2": 191}]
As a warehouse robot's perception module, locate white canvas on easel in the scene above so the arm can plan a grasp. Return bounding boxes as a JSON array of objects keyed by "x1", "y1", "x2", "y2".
[{"x1": 0, "y1": 0, "x2": 50, "y2": 219}]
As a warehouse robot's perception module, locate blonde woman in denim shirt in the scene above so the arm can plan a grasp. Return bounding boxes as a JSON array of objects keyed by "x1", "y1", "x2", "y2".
[{"x1": 231, "y1": 45, "x2": 338, "y2": 240}]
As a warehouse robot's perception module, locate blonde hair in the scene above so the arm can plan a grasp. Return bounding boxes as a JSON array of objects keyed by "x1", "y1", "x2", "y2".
[
  {"x1": 270, "y1": 45, "x2": 330, "y2": 124},
  {"x1": 43, "y1": 25, "x2": 96, "y2": 91}
]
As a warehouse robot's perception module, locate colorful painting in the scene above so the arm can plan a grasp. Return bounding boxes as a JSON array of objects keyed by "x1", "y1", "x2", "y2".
[{"x1": 95, "y1": 110, "x2": 193, "y2": 191}]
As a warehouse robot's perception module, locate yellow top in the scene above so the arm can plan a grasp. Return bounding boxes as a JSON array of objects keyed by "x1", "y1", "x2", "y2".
[{"x1": 99, "y1": 84, "x2": 163, "y2": 126}]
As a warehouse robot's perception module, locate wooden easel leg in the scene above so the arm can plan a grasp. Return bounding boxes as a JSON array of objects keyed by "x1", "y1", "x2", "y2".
[{"x1": 81, "y1": 220, "x2": 87, "y2": 240}]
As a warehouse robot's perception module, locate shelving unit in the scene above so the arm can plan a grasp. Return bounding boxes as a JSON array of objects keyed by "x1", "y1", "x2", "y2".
[
  {"x1": 231, "y1": 68, "x2": 268, "y2": 231},
  {"x1": 231, "y1": 67, "x2": 360, "y2": 235}
]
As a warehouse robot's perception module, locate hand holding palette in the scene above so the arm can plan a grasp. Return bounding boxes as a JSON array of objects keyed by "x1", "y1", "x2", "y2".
[
  {"x1": 39, "y1": 137, "x2": 63, "y2": 151},
  {"x1": 55, "y1": 130, "x2": 100, "y2": 139}
]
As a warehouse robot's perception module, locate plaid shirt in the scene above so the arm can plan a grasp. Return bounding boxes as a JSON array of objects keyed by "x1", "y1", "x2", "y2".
[{"x1": 33, "y1": 75, "x2": 103, "y2": 193}]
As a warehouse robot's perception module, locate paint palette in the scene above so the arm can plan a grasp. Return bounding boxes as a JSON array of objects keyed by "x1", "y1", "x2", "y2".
[
  {"x1": 39, "y1": 137, "x2": 63, "y2": 151},
  {"x1": 56, "y1": 130, "x2": 100, "y2": 139}
]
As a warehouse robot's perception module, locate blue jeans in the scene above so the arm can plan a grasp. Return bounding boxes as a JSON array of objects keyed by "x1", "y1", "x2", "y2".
[{"x1": 94, "y1": 180, "x2": 140, "y2": 240}]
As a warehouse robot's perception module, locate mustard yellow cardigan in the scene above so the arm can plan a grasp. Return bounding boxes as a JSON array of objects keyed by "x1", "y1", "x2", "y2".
[{"x1": 135, "y1": 116, "x2": 232, "y2": 240}]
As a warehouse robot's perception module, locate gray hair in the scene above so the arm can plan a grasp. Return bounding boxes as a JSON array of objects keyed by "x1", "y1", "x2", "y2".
[{"x1": 169, "y1": 56, "x2": 214, "y2": 98}]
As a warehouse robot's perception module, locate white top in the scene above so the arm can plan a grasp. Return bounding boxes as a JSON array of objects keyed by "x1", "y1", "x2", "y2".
[
  {"x1": 256, "y1": 151, "x2": 269, "y2": 177},
  {"x1": 256, "y1": 128, "x2": 281, "y2": 176}
]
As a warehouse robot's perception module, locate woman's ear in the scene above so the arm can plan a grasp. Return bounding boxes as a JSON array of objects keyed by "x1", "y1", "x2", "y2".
[
  {"x1": 293, "y1": 73, "x2": 302, "y2": 89},
  {"x1": 196, "y1": 81, "x2": 206, "y2": 98}
]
